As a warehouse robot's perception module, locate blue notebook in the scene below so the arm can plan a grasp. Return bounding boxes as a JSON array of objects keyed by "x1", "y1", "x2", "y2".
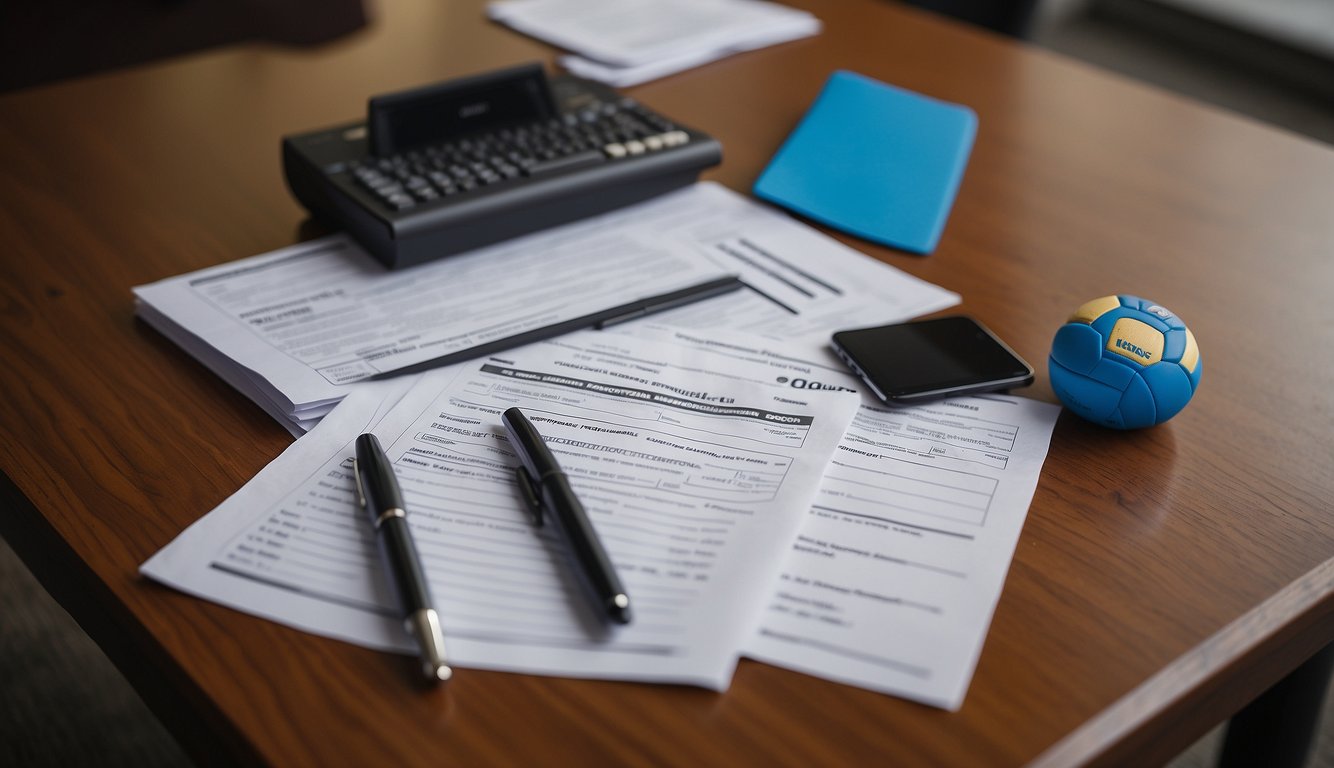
[{"x1": 753, "y1": 71, "x2": 976, "y2": 255}]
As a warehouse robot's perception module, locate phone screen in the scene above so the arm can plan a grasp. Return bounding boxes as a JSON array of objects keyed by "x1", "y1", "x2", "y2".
[{"x1": 832, "y1": 316, "x2": 1033, "y2": 403}]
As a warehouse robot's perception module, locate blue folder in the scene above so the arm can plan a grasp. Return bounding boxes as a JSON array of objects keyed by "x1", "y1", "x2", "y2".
[{"x1": 753, "y1": 70, "x2": 977, "y2": 254}]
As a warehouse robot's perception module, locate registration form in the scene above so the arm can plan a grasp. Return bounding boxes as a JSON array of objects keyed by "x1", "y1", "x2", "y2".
[
  {"x1": 133, "y1": 182, "x2": 957, "y2": 434},
  {"x1": 142, "y1": 329, "x2": 860, "y2": 688},
  {"x1": 746, "y1": 396, "x2": 1059, "y2": 709},
  {"x1": 612, "y1": 325, "x2": 1060, "y2": 709}
]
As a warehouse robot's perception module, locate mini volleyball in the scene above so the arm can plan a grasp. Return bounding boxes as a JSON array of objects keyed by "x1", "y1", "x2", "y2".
[{"x1": 1048, "y1": 295, "x2": 1201, "y2": 429}]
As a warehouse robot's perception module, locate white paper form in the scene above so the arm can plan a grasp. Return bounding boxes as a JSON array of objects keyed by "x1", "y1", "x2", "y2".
[
  {"x1": 610, "y1": 325, "x2": 1059, "y2": 709},
  {"x1": 134, "y1": 183, "x2": 743, "y2": 422},
  {"x1": 747, "y1": 395, "x2": 1059, "y2": 710},
  {"x1": 134, "y1": 183, "x2": 956, "y2": 435},
  {"x1": 489, "y1": 0, "x2": 819, "y2": 68},
  {"x1": 555, "y1": 8, "x2": 820, "y2": 88},
  {"x1": 559, "y1": 18, "x2": 818, "y2": 88},
  {"x1": 141, "y1": 329, "x2": 860, "y2": 689}
]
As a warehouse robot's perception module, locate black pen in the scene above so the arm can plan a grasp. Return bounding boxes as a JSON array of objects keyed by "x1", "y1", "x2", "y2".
[
  {"x1": 502, "y1": 408, "x2": 632, "y2": 624},
  {"x1": 369, "y1": 276, "x2": 743, "y2": 380},
  {"x1": 353, "y1": 433, "x2": 452, "y2": 682}
]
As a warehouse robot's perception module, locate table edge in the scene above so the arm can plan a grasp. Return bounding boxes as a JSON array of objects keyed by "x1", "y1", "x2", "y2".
[{"x1": 1030, "y1": 556, "x2": 1334, "y2": 767}]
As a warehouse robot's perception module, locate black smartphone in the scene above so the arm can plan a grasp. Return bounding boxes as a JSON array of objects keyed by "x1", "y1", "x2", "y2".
[{"x1": 831, "y1": 316, "x2": 1034, "y2": 405}]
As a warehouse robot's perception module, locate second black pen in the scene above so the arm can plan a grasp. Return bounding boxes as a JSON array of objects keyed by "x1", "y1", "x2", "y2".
[{"x1": 502, "y1": 407, "x2": 632, "y2": 625}]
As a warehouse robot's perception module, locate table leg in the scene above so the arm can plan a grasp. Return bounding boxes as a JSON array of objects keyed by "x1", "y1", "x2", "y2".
[{"x1": 1219, "y1": 641, "x2": 1334, "y2": 768}]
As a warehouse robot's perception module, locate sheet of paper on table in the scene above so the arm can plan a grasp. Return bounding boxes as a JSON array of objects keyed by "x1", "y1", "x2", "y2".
[
  {"x1": 143, "y1": 318, "x2": 1059, "y2": 704},
  {"x1": 612, "y1": 325, "x2": 1061, "y2": 710},
  {"x1": 489, "y1": 0, "x2": 820, "y2": 86},
  {"x1": 133, "y1": 183, "x2": 958, "y2": 435},
  {"x1": 141, "y1": 328, "x2": 862, "y2": 689}
]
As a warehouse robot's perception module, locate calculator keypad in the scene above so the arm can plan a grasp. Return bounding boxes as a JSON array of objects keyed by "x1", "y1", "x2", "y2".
[{"x1": 347, "y1": 99, "x2": 690, "y2": 213}]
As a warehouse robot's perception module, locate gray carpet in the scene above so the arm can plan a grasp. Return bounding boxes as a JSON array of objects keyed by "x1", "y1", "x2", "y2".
[
  {"x1": 3, "y1": 3, "x2": 1332, "y2": 765},
  {"x1": 0, "y1": 535, "x2": 191, "y2": 767}
]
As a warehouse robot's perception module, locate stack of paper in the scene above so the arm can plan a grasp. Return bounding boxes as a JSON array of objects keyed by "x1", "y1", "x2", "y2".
[
  {"x1": 142, "y1": 323, "x2": 1059, "y2": 709},
  {"x1": 488, "y1": 0, "x2": 821, "y2": 86},
  {"x1": 133, "y1": 183, "x2": 959, "y2": 436},
  {"x1": 134, "y1": 175, "x2": 1062, "y2": 708}
]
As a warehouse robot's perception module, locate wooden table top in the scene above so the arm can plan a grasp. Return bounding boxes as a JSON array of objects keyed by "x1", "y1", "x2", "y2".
[{"x1": 3, "y1": 0, "x2": 1333, "y2": 765}]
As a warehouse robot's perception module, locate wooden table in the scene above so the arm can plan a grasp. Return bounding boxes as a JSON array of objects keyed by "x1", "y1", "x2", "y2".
[{"x1": 3, "y1": 0, "x2": 1333, "y2": 765}]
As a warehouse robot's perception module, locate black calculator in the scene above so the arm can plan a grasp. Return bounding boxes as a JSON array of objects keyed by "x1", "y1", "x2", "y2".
[{"x1": 282, "y1": 63, "x2": 722, "y2": 269}]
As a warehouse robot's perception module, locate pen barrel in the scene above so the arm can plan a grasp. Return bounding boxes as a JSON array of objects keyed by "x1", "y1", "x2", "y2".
[
  {"x1": 376, "y1": 516, "x2": 435, "y2": 615},
  {"x1": 541, "y1": 474, "x2": 627, "y2": 614}
]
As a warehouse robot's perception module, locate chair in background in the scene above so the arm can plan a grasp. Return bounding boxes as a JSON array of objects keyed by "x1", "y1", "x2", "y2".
[{"x1": 0, "y1": 0, "x2": 369, "y2": 93}]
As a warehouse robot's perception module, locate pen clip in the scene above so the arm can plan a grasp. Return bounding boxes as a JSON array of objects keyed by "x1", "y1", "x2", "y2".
[
  {"x1": 352, "y1": 456, "x2": 367, "y2": 510},
  {"x1": 514, "y1": 466, "x2": 545, "y2": 527}
]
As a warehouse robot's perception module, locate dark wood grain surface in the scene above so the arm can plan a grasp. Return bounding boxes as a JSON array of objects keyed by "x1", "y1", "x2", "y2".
[{"x1": 2, "y1": 0, "x2": 1333, "y2": 765}]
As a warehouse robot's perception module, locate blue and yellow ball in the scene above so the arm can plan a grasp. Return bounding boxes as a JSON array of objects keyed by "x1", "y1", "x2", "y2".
[{"x1": 1049, "y1": 295, "x2": 1201, "y2": 429}]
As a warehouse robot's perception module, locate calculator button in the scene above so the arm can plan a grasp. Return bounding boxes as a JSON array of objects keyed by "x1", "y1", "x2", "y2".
[{"x1": 384, "y1": 194, "x2": 416, "y2": 211}]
